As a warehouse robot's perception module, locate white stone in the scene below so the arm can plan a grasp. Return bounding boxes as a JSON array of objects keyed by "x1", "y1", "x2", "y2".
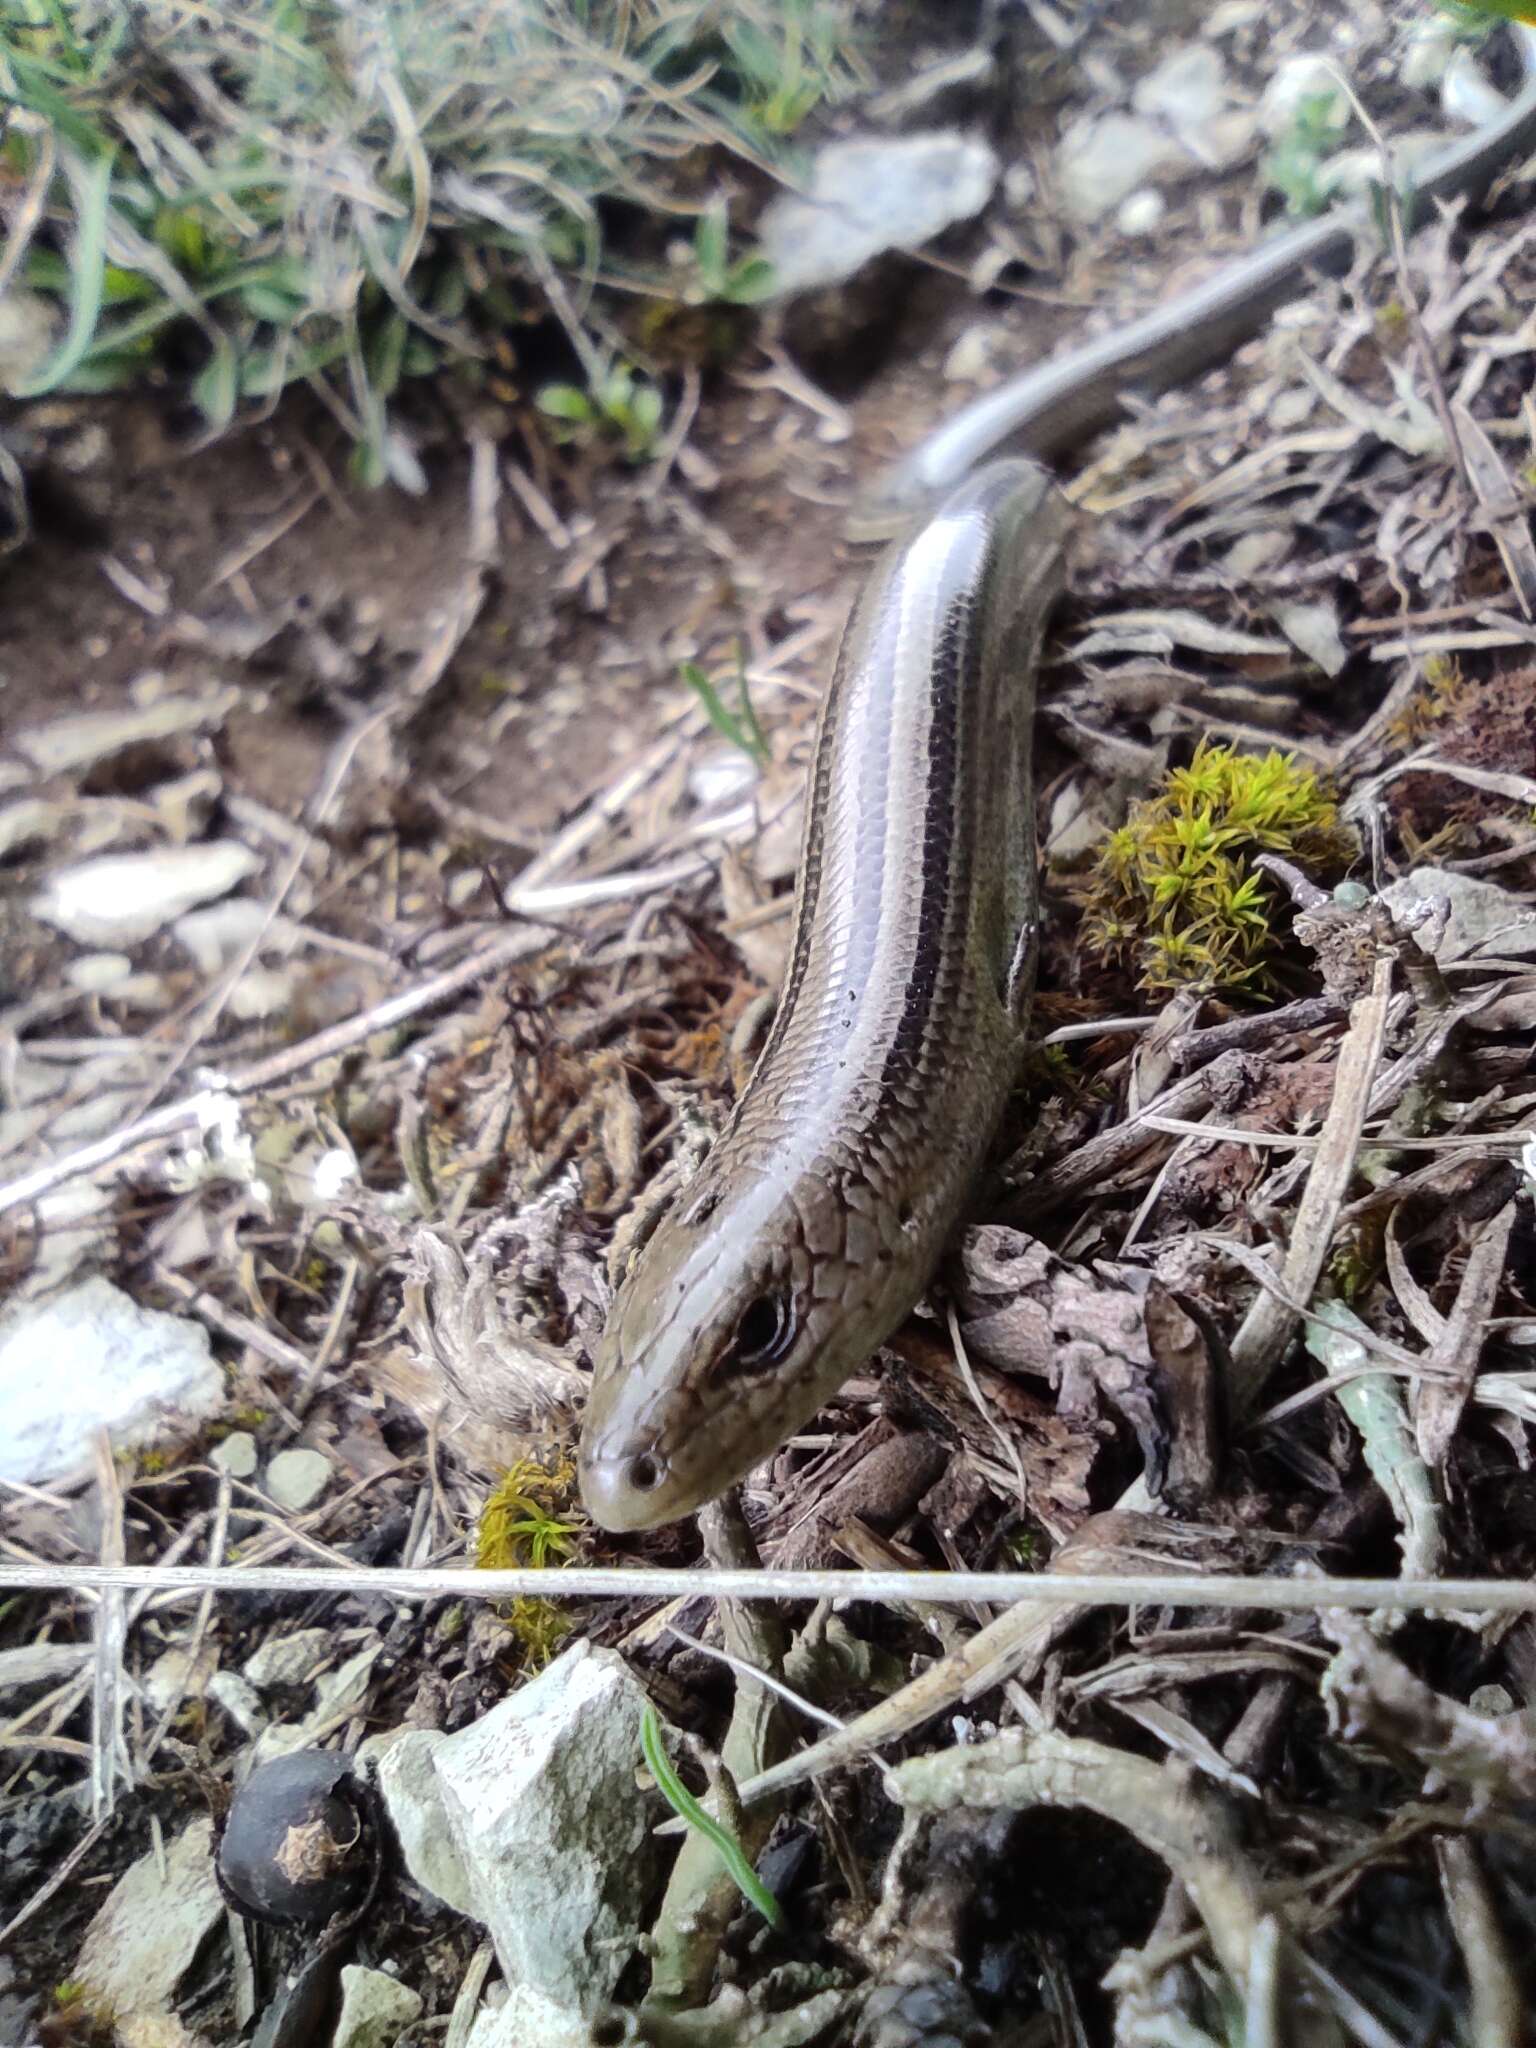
[
  {"x1": 172, "y1": 898, "x2": 296, "y2": 976},
  {"x1": 264, "y1": 1447, "x2": 331, "y2": 1512},
  {"x1": 74, "y1": 1818, "x2": 223, "y2": 2024},
  {"x1": 1267, "y1": 385, "x2": 1316, "y2": 430},
  {"x1": 758, "y1": 132, "x2": 998, "y2": 296},
  {"x1": 1259, "y1": 54, "x2": 1349, "y2": 139},
  {"x1": 0, "y1": 798, "x2": 69, "y2": 857},
  {"x1": 227, "y1": 966, "x2": 297, "y2": 1021},
  {"x1": 1133, "y1": 44, "x2": 1226, "y2": 131},
  {"x1": 67, "y1": 951, "x2": 135, "y2": 993},
  {"x1": 1224, "y1": 531, "x2": 1290, "y2": 578},
  {"x1": 1317, "y1": 131, "x2": 1447, "y2": 201},
  {"x1": 0, "y1": 1278, "x2": 222, "y2": 1485},
  {"x1": 1057, "y1": 113, "x2": 1186, "y2": 222},
  {"x1": 466, "y1": 1985, "x2": 600, "y2": 2048},
  {"x1": 32, "y1": 841, "x2": 260, "y2": 947},
  {"x1": 688, "y1": 750, "x2": 757, "y2": 810},
  {"x1": 377, "y1": 1642, "x2": 658, "y2": 2021},
  {"x1": 333, "y1": 1965, "x2": 423, "y2": 2048},
  {"x1": 943, "y1": 321, "x2": 1011, "y2": 384},
  {"x1": 15, "y1": 693, "x2": 236, "y2": 777},
  {"x1": 1115, "y1": 189, "x2": 1167, "y2": 237},
  {"x1": 211, "y1": 1430, "x2": 258, "y2": 1478},
  {"x1": 1271, "y1": 599, "x2": 1348, "y2": 676},
  {"x1": 1401, "y1": 24, "x2": 1457, "y2": 93}
]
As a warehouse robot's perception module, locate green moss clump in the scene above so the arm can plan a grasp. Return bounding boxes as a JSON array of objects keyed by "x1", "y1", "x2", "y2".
[
  {"x1": 1084, "y1": 740, "x2": 1351, "y2": 995},
  {"x1": 475, "y1": 1457, "x2": 583, "y2": 1670}
]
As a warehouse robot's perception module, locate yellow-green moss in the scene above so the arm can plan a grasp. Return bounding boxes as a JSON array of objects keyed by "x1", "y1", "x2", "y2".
[
  {"x1": 475, "y1": 1457, "x2": 583, "y2": 1670},
  {"x1": 1084, "y1": 740, "x2": 1351, "y2": 995}
]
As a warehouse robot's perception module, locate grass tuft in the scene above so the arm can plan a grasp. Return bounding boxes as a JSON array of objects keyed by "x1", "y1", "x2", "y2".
[{"x1": 1, "y1": 1, "x2": 859, "y2": 478}]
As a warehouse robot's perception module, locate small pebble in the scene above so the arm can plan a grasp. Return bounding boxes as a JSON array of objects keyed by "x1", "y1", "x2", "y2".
[
  {"x1": 67, "y1": 952, "x2": 134, "y2": 993},
  {"x1": 942, "y1": 322, "x2": 1010, "y2": 384},
  {"x1": 1469, "y1": 1685, "x2": 1514, "y2": 1717},
  {"x1": 265, "y1": 1447, "x2": 331, "y2": 1513},
  {"x1": 211, "y1": 1431, "x2": 258, "y2": 1479},
  {"x1": 1115, "y1": 189, "x2": 1167, "y2": 237}
]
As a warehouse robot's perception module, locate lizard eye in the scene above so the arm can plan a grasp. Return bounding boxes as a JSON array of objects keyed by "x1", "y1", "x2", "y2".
[{"x1": 726, "y1": 1292, "x2": 796, "y2": 1373}]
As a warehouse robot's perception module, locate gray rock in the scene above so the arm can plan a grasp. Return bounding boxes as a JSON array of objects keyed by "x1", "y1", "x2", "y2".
[
  {"x1": 253, "y1": 1645, "x2": 383, "y2": 1765},
  {"x1": 1057, "y1": 112, "x2": 1187, "y2": 222},
  {"x1": 32, "y1": 841, "x2": 260, "y2": 946},
  {"x1": 1133, "y1": 44, "x2": 1226, "y2": 132},
  {"x1": 1381, "y1": 868, "x2": 1536, "y2": 964},
  {"x1": 377, "y1": 1641, "x2": 658, "y2": 2021},
  {"x1": 244, "y1": 1628, "x2": 331, "y2": 1689},
  {"x1": 211, "y1": 1430, "x2": 258, "y2": 1479},
  {"x1": 758, "y1": 131, "x2": 998, "y2": 296},
  {"x1": 74, "y1": 1817, "x2": 223, "y2": 2025},
  {"x1": 66, "y1": 951, "x2": 136, "y2": 993},
  {"x1": 0, "y1": 1278, "x2": 223, "y2": 1485},
  {"x1": 173, "y1": 898, "x2": 297, "y2": 976},
  {"x1": 15, "y1": 692, "x2": 236, "y2": 777},
  {"x1": 333, "y1": 1965, "x2": 423, "y2": 2048},
  {"x1": 264, "y1": 1446, "x2": 331, "y2": 1512},
  {"x1": 375, "y1": 1729, "x2": 475, "y2": 1915},
  {"x1": 466, "y1": 1985, "x2": 601, "y2": 2048}
]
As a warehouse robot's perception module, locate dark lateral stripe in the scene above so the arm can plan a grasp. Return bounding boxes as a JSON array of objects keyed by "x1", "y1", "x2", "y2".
[{"x1": 872, "y1": 522, "x2": 987, "y2": 1117}]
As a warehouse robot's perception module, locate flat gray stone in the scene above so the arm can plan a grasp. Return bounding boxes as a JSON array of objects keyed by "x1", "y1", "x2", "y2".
[
  {"x1": 333, "y1": 1965, "x2": 423, "y2": 2048},
  {"x1": 1382, "y1": 868, "x2": 1536, "y2": 964},
  {"x1": 758, "y1": 131, "x2": 997, "y2": 296},
  {"x1": 32, "y1": 841, "x2": 260, "y2": 946},
  {"x1": 211, "y1": 1430, "x2": 258, "y2": 1479},
  {"x1": 1057, "y1": 112, "x2": 1187, "y2": 221},
  {"x1": 15, "y1": 692, "x2": 236, "y2": 777},
  {"x1": 244, "y1": 1627, "x2": 331, "y2": 1690},
  {"x1": 264, "y1": 1447, "x2": 330, "y2": 1512},
  {"x1": 74, "y1": 1817, "x2": 223, "y2": 2024}
]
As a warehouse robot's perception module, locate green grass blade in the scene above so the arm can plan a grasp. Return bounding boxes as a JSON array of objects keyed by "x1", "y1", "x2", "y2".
[
  {"x1": 17, "y1": 143, "x2": 114, "y2": 397},
  {"x1": 679, "y1": 661, "x2": 767, "y2": 767},
  {"x1": 640, "y1": 1705, "x2": 783, "y2": 1930}
]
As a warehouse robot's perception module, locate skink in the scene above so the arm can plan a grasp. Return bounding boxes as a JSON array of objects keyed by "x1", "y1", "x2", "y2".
[
  {"x1": 580, "y1": 461, "x2": 1066, "y2": 1530},
  {"x1": 576, "y1": 28, "x2": 1536, "y2": 1533},
  {"x1": 847, "y1": 23, "x2": 1536, "y2": 541}
]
